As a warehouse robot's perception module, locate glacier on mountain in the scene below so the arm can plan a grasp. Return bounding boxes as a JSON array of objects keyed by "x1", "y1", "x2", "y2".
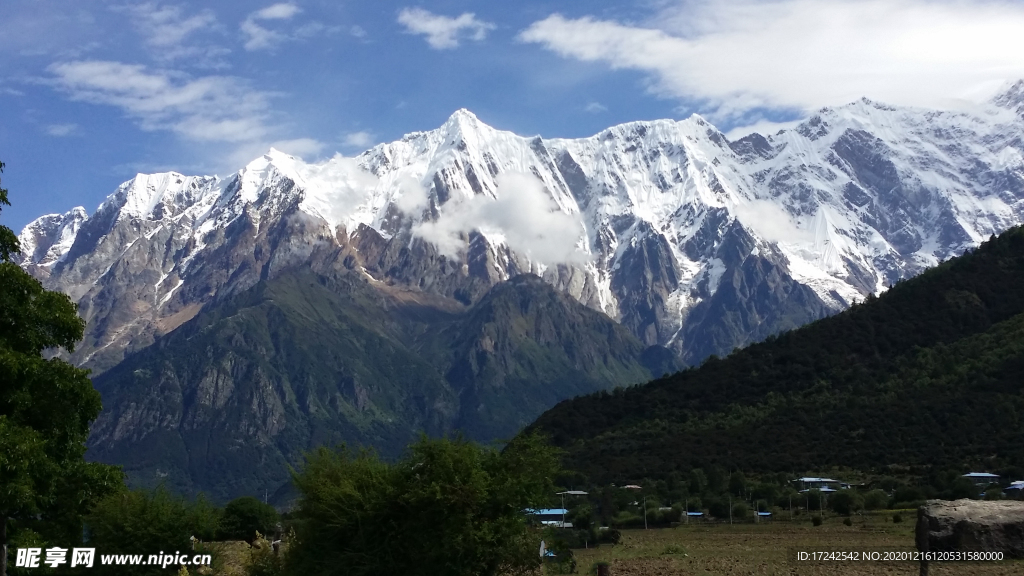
[{"x1": 17, "y1": 85, "x2": 1024, "y2": 369}]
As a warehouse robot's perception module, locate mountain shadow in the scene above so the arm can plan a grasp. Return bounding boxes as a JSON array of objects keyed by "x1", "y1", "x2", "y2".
[{"x1": 87, "y1": 270, "x2": 653, "y2": 502}]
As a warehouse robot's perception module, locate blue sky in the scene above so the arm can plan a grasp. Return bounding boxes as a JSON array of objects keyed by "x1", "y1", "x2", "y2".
[{"x1": 2, "y1": 0, "x2": 1024, "y2": 232}]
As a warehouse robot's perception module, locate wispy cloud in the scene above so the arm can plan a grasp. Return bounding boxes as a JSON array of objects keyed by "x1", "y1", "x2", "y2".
[
  {"x1": 47, "y1": 60, "x2": 272, "y2": 143},
  {"x1": 724, "y1": 118, "x2": 802, "y2": 140},
  {"x1": 412, "y1": 172, "x2": 588, "y2": 264},
  {"x1": 114, "y1": 3, "x2": 227, "y2": 66},
  {"x1": 241, "y1": 3, "x2": 301, "y2": 51},
  {"x1": 222, "y1": 137, "x2": 325, "y2": 170},
  {"x1": 520, "y1": 0, "x2": 1024, "y2": 122},
  {"x1": 45, "y1": 123, "x2": 79, "y2": 137},
  {"x1": 584, "y1": 102, "x2": 607, "y2": 113},
  {"x1": 342, "y1": 131, "x2": 374, "y2": 149},
  {"x1": 397, "y1": 7, "x2": 495, "y2": 50}
]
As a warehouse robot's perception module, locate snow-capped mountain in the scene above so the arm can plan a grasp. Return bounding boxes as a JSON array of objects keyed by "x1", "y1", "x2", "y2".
[{"x1": 19, "y1": 84, "x2": 1024, "y2": 370}]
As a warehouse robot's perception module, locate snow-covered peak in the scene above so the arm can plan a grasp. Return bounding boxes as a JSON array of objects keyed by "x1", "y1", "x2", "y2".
[
  {"x1": 993, "y1": 80, "x2": 1024, "y2": 116},
  {"x1": 95, "y1": 171, "x2": 220, "y2": 226},
  {"x1": 18, "y1": 206, "x2": 87, "y2": 267},
  {"x1": 21, "y1": 96, "x2": 1024, "y2": 367}
]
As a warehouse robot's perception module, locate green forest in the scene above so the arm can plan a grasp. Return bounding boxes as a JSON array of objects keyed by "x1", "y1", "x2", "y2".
[{"x1": 528, "y1": 226, "x2": 1024, "y2": 484}]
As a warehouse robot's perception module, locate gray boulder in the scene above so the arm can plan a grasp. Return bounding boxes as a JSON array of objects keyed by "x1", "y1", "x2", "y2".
[{"x1": 916, "y1": 499, "x2": 1024, "y2": 558}]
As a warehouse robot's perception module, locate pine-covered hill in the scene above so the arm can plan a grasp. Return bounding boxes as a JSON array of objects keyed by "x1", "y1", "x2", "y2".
[
  {"x1": 86, "y1": 270, "x2": 656, "y2": 502},
  {"x1": 526, "y1": 227, "x2": 1024, "y2": 484}
]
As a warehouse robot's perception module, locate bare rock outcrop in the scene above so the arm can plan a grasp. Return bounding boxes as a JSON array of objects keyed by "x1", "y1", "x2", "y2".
[{"x1": 916, "y1": 499, "x2": 1024, "y2": 558}]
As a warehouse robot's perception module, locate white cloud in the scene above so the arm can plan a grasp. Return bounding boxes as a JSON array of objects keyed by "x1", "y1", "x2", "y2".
[
  {"x1": 254, "y1": 3, "x2": 301, "y2": 20},
  {"x1": 584, "y1": 101, "x2": 607, "y2": 113},
  {"x1": 520, "y1": 1, "x2": 1024, "y2": 121},
  {"x1": 397, "y1": 7, "x2": 495, "y2": 50},
  {"x1": 242, "y1": 3, "x2": 301, "y2": 51},
  {"x1": 725, "y1": 118, "x2": 802, "y2": 141},
  {"x1": 412, "y1": 172, "x2": 587, "y2": 264},
  {"x1": 219, "y1": 137, "x2": 326, "y2": 173},
  {"x1": 350, "y1": 25, "x2": 367, "y2": 39},
  {"x1": 45, "y1": 123, "x2": 78, "y2": 137},
  {"x1": 393, "y1": 176, "x2": 429, "y2": 215},
  {"x1": 115, "y1": 3, "x2": 227, "y2": 65},
  {"x1": 47, "y1": 60, "x2": 271, "y2": 143},
  {"x1": 733, "y1": 200, "x2": 814, "y2": 245},
  {"x1": 342, "y1": 131, "x2": 374, "y2": 149},
  {"x1": 269, "y1": 137, "x2": 324, "y2": 157}
]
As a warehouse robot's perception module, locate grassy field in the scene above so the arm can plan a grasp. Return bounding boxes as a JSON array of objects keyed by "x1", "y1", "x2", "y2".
[
  {"x1": 203, "y1": 512, "x2": 1023, "y2": 575},
  {"x1": 560, "y1": 512, "x2": 1024, "y2": 575}
]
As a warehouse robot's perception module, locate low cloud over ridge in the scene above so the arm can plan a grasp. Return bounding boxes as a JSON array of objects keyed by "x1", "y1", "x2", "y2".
[{"x1": 412, "y1": 172, "x2": 587, "y2": 264}]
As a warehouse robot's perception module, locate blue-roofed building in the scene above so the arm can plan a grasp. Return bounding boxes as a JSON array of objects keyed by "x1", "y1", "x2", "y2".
[
  {"x1": 963, "y1": 472, "x2": 1000, "y2": 486},
  {"x1": 793, "y1": 477, "x2": 848, "y2": 492},
  {"x1": 526, "y1": 508, "x2": 572, "y2": 528}
]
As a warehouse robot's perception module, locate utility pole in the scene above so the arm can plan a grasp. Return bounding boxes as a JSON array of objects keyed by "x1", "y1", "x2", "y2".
[
  {"x1": 643, "y1": 496, "x2": 648, "y2": 530},
  {"x1": 729, "y1": 495, "x2": 733, "y2": 524}
]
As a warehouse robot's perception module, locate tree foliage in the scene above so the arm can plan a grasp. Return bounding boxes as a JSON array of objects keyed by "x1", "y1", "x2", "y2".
[
  {"x1": 0, "y1": 162, "x2": 122, "y2": 576},
  {"x1": 219, "y1": 496, "x2": 279, "y2": 542},
  {"x1": 85, "y1": 487, "x2": 220, "y2": 576},
  {"x1": 286, "y1": 433, "x2": 560, "y2": 576},
  {"x1": 528, "y1": 226, "x2": 1024, "y2": 481}
]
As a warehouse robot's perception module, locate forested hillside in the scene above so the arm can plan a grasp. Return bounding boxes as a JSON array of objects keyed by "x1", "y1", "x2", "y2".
[
  {"x1": 527, "y1": 227, "x2": 1024, "y2": 483},
  {"x1": 87, "y1": 270, "x2": 655, "y2": 501}
]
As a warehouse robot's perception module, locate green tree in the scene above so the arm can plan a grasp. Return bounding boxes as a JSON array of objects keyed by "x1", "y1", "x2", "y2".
[
  {"x1": 219, "y1": 496, "x2": 279, "y2": 542},
  {"x1": 287, "y1": 433, "x2": 560, "y2": 576},
  {"x1": 85, "y1": 487, "x2": 221, "y2": 575},
  {"x1": 688, "y1": 469, "x2": 707, "y2": 495},
  {"x1": 731, "y1": 501, "x2": 749, "y2": 521},
  {"x1": 862, "y1": 489, "x2": 889, "y2": 510},
  {"x1": 0, "y1": 162, "x2": 122, "y2": 576},
  {"x1": 728, "y1": 472, "x2": 746, "y2": 497},
  {"x1": 828, "y1": 490, "x2": 864, "y2": 516}
]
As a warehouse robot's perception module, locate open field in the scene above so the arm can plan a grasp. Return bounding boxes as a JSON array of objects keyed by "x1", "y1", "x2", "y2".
[{"x1": 563, "y1": 512, "x2": 1024, "y2": 575}]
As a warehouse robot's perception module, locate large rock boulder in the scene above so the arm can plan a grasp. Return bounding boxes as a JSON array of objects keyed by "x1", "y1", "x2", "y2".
[{"x1": 916, "y1": 499, "x2": 1024, "y2": 558}]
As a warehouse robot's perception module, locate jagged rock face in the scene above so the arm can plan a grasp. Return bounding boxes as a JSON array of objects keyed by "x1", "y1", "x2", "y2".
[
  {"x1": 87, "y1": 271, "x2": 654, "y2": 501},
  {"x1": 18, "y1": 85, "x2": 1024, "y2": 370}
]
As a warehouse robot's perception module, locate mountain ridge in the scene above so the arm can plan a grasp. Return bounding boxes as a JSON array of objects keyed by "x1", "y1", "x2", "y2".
[{"x1": 17, "y1": 84, "x2": 1024, "y2": 373}]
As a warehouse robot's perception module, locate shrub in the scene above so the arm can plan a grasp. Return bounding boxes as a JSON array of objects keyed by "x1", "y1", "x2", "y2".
[
  {"x1": 950, "y1": 478, "x2": 980, "y2": 500},
  {"x1": 219, "y1": 496, "x2": 279, "y2": 542},
  {"x1": 843, "y1": 517, "x2": 853, "y2": 526},
  {"x1": 245, "y1": 533, "x2": 285, "y2": 576},
  {"x1": 731, "y1": 502, "x2": 749, "y2": 521},
  {"x1": 610, "y1": 511, "x2": 644, "y2": 528},
  {"x1": 661, "y1": 543, "x2": 687, "y2": 556},
  {"x1": 863, "y1": 489, "x2": 889, "y2": 510},
  {"x1": 834, "y1": 490, "x2": 865, "y2": 515},
  {"x1": 892, "y1": 512, "x2": 903, "y2": 523},
  {"x1": 597, "y1": 528, "x2": 621, "y2": 545},
  {"x1": 811, "y1": 515, "x2": 823, "y2": 526},
  {"x1": 892, "y1": 486, "x2": 925, "y2": 503}
]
